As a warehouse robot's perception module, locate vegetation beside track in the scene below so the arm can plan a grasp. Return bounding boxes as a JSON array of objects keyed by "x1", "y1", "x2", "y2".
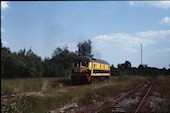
[
  {"x1": 157, "y1": 75, "x2": 170, "y2": 112},
  {"x1": 2, "y1": 76, "x2": 149, "y2": 113},
  {"x1": 1, "y1": 77, "x2": 70, "y2": 94}
]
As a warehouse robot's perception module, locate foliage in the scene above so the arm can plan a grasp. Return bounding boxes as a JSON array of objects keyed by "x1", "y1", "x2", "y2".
[
  {"x1": 118, "y1": 60, "x2": 131, "y2": 70},
  {"x1": 110, "y1": 61, "x2": 170, "y2": 76},
  {"x1": 77, "y1": 39, "x2": 93, "y2": 57},
  {"x1": 1, "y1": 45, "x2": 78, "y2": 78},
  {"x1": 1, "y1": 47, "x2": 44, "y2": 78},
  {"x1": 43, "y1": 46, "x2": 77, "y2": 77},
  {"x1": 1, "y1": 76, "x2": 147, "y2": 112},
  {"x1": 1, "y1": 39, "x2": 170, "y2": 78}
]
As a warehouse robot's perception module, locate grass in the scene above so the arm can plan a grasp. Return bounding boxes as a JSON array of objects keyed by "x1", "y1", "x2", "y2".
[
  {"x1": 77, "y1": 76, "x2": 147, "y2": 105},
  {"x1": 1, "y1": 77, "x2": 70, "y2": 94},
  {"x1": 156, "y1": 75, "x2": 170, "y2": 112},
  {"x1": 2, "y1": 76, "x2": 169, "y2": 113}
]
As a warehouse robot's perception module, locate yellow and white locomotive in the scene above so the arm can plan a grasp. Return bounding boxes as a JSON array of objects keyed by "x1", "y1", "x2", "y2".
[{"x1": 71, "y1": 56, "x2": 110, "y2": 83}]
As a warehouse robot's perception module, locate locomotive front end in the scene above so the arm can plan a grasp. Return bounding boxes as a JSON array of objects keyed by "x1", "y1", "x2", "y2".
[{"x1": 71, "y1": 57, "x2": 91, "y2": 83}]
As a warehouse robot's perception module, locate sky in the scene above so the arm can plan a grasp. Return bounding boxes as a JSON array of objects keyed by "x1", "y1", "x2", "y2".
[{"x1": 1, "y1": 1, "x2": 170, "y2": 68}]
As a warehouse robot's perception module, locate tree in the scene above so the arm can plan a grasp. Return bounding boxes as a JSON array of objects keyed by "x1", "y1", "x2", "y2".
[
  {"x1": 77, "y1": 39, "x2": 93, "y2": 57},
  {"x1": 44, "y1": 46, "x2": 77, "y2": 77},
  {"x1": 1, "y1": 46, "x2": 14, "y2": 78},
  {"x1": 1, "y1": 46, "x2": 44, "y2": 78},
  {"x1": 24, "y1": 48, "x2": 44, "y2": 77},
  {"x1": 124, "y1": 61, "x2": 131, "y2": 69},
  {"x1": 118, "y1": 61, "x2": 131, "y2": 70}
]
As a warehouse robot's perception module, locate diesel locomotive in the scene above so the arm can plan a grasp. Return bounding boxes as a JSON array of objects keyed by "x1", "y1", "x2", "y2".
[{"x1": 71, "y1": 56, "x2": 110, "y2": 83}]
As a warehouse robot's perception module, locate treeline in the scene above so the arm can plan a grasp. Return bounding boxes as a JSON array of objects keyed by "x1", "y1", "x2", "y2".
[
  {"x1": 1, "y1": 39, "x2": 170, "y2": 78},
  {"x1": 1, "y1": 46, "x2": 78, "y2": 78},
  {"x1": 111, "y1": 61, "x2": 170, "y2": 76},
  {"x1": 1, "y1": 40, "x2": 92, "y2": 78}
]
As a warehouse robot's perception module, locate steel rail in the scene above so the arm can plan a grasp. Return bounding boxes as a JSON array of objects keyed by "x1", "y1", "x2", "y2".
[
  {"x1": 135, "y1": 80, "x2": 155, "y2": 113},
  {"x1": 95, "y1": 81, "x2": 150, "y2": 113}
]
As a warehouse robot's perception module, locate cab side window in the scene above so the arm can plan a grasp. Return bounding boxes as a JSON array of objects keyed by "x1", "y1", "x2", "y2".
[
  {"x1": 82, "y1": 61, "x2": 88, "y2": 67},
  {"x1": 74, "y1": 62, "x2": 80, "y2": 67}
]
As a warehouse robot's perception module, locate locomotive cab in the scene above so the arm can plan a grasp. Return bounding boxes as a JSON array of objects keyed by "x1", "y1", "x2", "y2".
[
  {"x1": 71, "y1": 59, "x2": 91, "y2": 83},
  {"x1": 72, "y1": 61, "x2": 89, "y2": 73}
]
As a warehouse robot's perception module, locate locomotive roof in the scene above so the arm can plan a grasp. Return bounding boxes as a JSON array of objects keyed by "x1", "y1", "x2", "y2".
[{"x1": 74, "y1": 56, "x2": 109, "y2": 65}]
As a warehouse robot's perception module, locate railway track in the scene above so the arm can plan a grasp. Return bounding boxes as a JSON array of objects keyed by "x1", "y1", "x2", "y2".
[
  {"x1": 1, "y1": 93, "x2": 18, "y2": 100},
  {"x1": 95, "y1": 80, "x2": 155, "y2": 113},
  {"x1": 1, "y1": 93, "x2": 19, "y2": 106},
  {"x1": 1, "y1": 91, "x2": 44, "y2": 103},
  {"x1": 2, "y1": 80, "x2": 157, "y2": 113}
]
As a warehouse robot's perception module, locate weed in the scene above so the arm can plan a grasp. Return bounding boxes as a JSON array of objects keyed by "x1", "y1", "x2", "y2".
[{"x1": 1, "y1": 76, "x2": 157, "y2": 112}]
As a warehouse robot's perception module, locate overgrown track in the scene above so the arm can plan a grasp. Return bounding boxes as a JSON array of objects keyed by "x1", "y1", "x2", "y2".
[
  {"x1": 1, "y1": 91, "x2": 44, "y2": 103},
  {"x1": 1, "y1": 93, "x2": 19, "y2": 106},
  {"x1": 1, "y1": 93, "x2": 18, "y2": 100},
  {"x1": 95, "y1": 80, "x2": 155, "y2": 113},
  {"x1": 135, "y1": 80, "x2": 155, "y2": 113}
]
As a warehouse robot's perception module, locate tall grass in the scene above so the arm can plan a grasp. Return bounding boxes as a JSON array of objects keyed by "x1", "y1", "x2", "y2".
[
  {"x1": 1, "y1": 76, "x2": 150, "y2": 112},
  {"x1": 157, "y1": 75, "x2": 170, "y2": 112},
  {"x1": 1, "y1": 77, "x2": 70, "y2": 94}
]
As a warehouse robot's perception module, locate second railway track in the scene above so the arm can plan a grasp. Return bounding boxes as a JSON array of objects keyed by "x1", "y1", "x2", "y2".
[{"x1": 95, "y1": 80, "x2": 155, "y2": 113}]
